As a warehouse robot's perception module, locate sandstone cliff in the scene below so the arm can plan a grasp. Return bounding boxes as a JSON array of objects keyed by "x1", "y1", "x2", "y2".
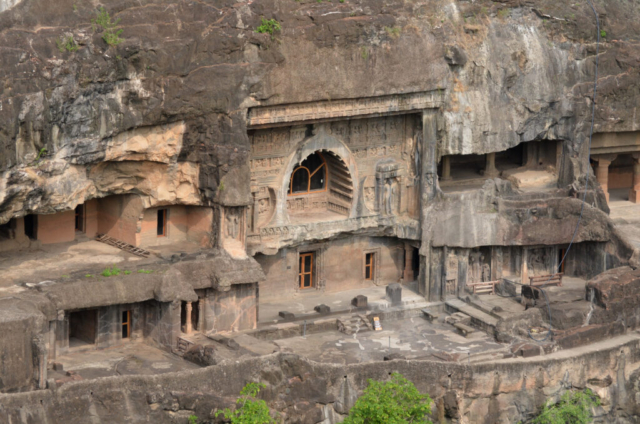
[{"x1": 0, "y1": 0, "x2": 638, "y2": 222}]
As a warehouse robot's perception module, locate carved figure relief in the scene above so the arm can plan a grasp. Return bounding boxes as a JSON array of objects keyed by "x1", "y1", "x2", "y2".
[
  {"x1": 528, "y1": 248, "x2": 549, "y2": 276},
  {"x1": 446, "y1": 253, "x2": 458, "y2": 296},
  {"x1": 383, "y1": 179, "x2": 399, "y2": 215},
  {"x1": 225, "y1": 208, "x2": 241, "y2": 241},
  {"x1": 362, "y1": 176, "x2": 377, "y2": 212},
  {"x1": 482, "y1": 262, "x2": 491, "y2": 282},
  {"x1": 221, "y1": 206, "x2": 246, "y2": 257},
  {"x1": 250, "y1": 186, "x2": 276, "y2": 232},
  {"x1": 469, "y1": 251, "x2": 482, "y2": 284}
]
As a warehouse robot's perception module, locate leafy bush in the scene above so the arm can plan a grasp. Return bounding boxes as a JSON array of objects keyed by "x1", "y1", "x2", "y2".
[
  {"x1": 498, "y1": 8, "x2": 510, "y2": 20},
  {"x1": 56, "y1": 35, "x2": 79, "y2": 53},
  {"x1": 384, "y1": 26, "x2": 401, "y2": 38},
  {"x1": 343, "y1": 373, "x2": 433, "y2": 424},
  {"x1": 101, "y1": 266, "x2": 121, "y2": 277},
  {"x1": 532, "y1": 389, "x2": 600, "y2": 424},
  {"x1": 188, "y1": 415, "x2": 198, "y2": 424},
  {"x1": 215, "y1": 382, "x2": 276, "y2": 424},
  {"x1": 600, "y1": 30, "x2": 607, "y2": 39},
  {"x1": 137, "y1": 269, "x2": 153, "y2": 274},
  {"x1": 92, "y1": 7, "x2": 124, "y2": 46},
  {"x1": 256, "y1": 18, "x2": 281, "y2": 35}
]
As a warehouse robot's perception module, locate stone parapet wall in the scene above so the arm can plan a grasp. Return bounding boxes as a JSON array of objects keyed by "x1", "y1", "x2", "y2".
[{"x1": 1, "y1": 335, "x2": 640, "y2": 423}]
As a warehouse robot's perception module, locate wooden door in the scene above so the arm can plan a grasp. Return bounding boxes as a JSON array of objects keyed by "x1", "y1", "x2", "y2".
[{"x1": 299, "y1": 252, "x2": 314, "y2": 289}]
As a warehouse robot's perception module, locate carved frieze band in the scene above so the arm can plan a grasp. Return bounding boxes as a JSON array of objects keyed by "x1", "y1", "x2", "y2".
[
  {"x1": 256, "y1": 216, "x2": 419, "y2": 238},
  {"x1": 247, "y1": 91, "x2": 442, "y2": 127}
]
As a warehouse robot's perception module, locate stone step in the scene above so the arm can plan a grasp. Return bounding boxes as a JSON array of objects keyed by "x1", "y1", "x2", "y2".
[
  {"x1": 453, "y1": 322, "x2": 476, "y2": 338},
  {"x1": 337, "y1": 314, "x2": 374, "y2": 335},
  {"x1": 465, "y1": 297, "x2": 503, "y2": 319},
  {"x1": 445, "y1": 299, "x2": 499, "y2": 336}
]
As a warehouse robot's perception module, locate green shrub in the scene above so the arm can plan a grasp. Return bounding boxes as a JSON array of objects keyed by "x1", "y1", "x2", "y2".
[
  {"x1": 215, "y1": 382, "x2": 276, "y2": 424},
  {"x1": 497, "y1": 8, "x2": 510, "y2": 20},
  {"x1": 343, "y1": 373, "x2": 433, "y2": 424},
  {"x1": 600, "y1": 30, "x2": 607, "y2": 39},
  {"x1": 34, "y1": 148, "x2": 48, "y2": 162},
  {"x1": 92, "y1": 7, "x2": 124, "y2": 46},
  {"x1": 256, "y1": 18, "x2": 281, "y2": 35},
  {"x1": 124, "y1": 270, "x2": 131, "y2": 275},
  {"x1": 188, "y1": 415, "x2": 198, "y2": 424},
  {"x1": 56, "y1": 35, "x2": 79, "y2": 53},
  {"x1": 101, "y1": 265, "x2": 121, "y2": 277},
  {"x1": 384, "y1": 26, "x2": 401, "y2": 38},
  {"x1": 532, "y1": 389, "x2": 600, "y2": 424},
  {"x1": 137, "y1": 269, "x2": 153, "y2": 274}
]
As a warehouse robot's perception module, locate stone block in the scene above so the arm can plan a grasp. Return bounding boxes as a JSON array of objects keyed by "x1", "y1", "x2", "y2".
[
  {"x1": 386, "y1": 283, "x2": 402, "y2": 304},
  {"x1": 279, "y1": 311, "x2": 295, "y2": 321},
  {"x1": 351, "y1": 295, "x2": 368, "y2": 308},
  {"x1": 52, "y1": 362, "x2": 64, "y2": 372},
  {"x1": 314, "y1": 304, "x2": 331, "y2": 314},
  {"x1": 384, "y1": 353, "x2": 406, "y2": 361},
  {"x1": 518, "y1": 344, "x2": 541, "y2": 358},
  {"x1": 421, "y1": 308, "x2": 439, "y2": 322}
]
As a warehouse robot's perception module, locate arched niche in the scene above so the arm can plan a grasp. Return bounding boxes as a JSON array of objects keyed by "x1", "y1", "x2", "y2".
[{"x1": 275, "y1": 132, "x2": 358, "y2": 225}]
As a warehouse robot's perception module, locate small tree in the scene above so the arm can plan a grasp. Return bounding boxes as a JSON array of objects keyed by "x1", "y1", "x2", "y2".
[
  {"x1": 92, "y1": 7, "x2": 124, "y2": 47},
  {"x1": 344, "y1": 373, "x2": 433, "y2": 424},
  {"x1": 532, "y1": 389, "x2": 600, "y2": 424},
  {"x1": 215, "y1": 382, "x2": 276, "y2": 424}
]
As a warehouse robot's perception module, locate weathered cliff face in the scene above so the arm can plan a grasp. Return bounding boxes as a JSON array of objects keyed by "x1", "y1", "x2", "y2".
[{"x1": 0, "y1": 0, "x2": 639, "y2": 222}]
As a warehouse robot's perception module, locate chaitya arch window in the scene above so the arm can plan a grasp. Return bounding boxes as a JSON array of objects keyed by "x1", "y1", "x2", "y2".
[{"x1": 289, "y1": 152, "x2": 327, "y2": 195}]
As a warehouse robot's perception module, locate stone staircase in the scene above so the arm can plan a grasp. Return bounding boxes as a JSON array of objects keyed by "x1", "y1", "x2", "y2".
[
  {"x1": 336, "y1": 314, "x2": 374, "y2": 335},
  {"x1": 445, "y1": 298, "x2": 499, "y2": 337}
]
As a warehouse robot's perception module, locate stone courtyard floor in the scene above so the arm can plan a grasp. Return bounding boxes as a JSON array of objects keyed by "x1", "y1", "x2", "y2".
[
  {"x1": 50, "y1": 342, "x2": 201, "y2": 383},
  {"x1": 268, "y1": 315, "x2": 507, "y2": 365},
  {"x1": 258, "y1": 282, "x2": 426, "y2": 324}
]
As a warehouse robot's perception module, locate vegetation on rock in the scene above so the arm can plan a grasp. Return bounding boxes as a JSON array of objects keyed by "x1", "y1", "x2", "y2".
[
  {"x1": 531, "y1": 389, "x2": 600, "y2": 424},
  {"x1": 92, "y1": 7, "x2": 124, "y2": 47},
  {"x1": 56, "y1": 35, "x2": 79, "y2": 53},
  {"x1": 343, "y1": 372, "x2": 433, "y2": 424},
  {"x1": 215, "y1": 382, "x2": 276, "y2": 424},
  {"x1": 256, "y1": 18, "x2": 281, "y2": 36},
  {"x1": 101, "y1": 266, "x2": 121, "y2": 277}
]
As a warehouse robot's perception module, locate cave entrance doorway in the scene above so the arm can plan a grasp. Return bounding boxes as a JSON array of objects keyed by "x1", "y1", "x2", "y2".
[
  {"x1": 75, "y1": 204, "x2": 85, "y2": 233},
  {"x1": 68, "y1": 309, "x2": 98, "y2": 349},
  {"x1": 299, "y1": 252, "x2": 315, "y2": 289},
  {"x1": 24, "y1": 214, "x2": 37, "y2": 240}
]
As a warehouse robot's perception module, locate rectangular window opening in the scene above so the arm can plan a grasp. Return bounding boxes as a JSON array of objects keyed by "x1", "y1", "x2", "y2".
[
  {"x1": 365, "y1": 252, "x2": 375, "y2": 280},
  {"x1": 157, "y1": 209, "x2": 167, "y2": 237},
  {"x1": 122, "y1": 310, "x2": 131, "y2": 339},
  {"x1": 299, "y1": 252, "x2": 314, "y2": 289}
]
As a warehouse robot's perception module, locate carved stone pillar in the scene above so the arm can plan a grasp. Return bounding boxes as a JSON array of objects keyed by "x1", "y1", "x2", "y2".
[
  {"x1": 441, "y1": 155, "x2": 451, "y2": 181},
  {"x1": 185, "y1": 302, "x2": 192, "y2": 334},
  {"x1": 251, "y1": 191, "x2": 260, "y2": 233},
  {"x1": 484, "y1": 152, "x2": 499, "y2": 177},
  {"x1": 521, "y1": 248, "x2": 528, "y2": 286},
  {"x1": 630, "y1": 154, "x2": 640, "y2": 203},
  {"x1": 594, "y1": 155, "x2": 616, "y2": 203},
  {"x1": 403, "y1": 243, "x2": 414, "y2": 282},
  {"x1": 197, "y1": 298, "x2": 205, "y2": 332}
]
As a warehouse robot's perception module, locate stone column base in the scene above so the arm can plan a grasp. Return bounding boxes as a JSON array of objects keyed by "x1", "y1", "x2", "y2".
[{"x1": 630, "y1": 189, "x2": 640, "y2": 203}]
